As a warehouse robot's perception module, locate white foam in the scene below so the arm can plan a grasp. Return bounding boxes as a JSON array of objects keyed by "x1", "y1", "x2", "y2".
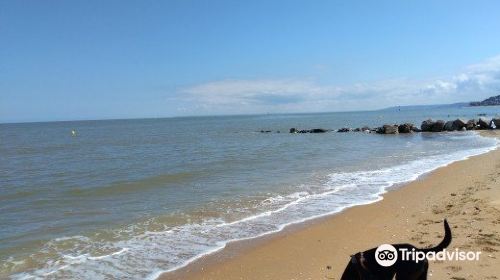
[{"x1": 87, "y1": 248, "x2": 129, "y2": 260}]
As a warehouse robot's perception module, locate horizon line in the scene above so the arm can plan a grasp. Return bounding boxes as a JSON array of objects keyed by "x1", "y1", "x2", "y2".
[{"x1": 0, "y1": 102, "x2": 473, "y2": 125}]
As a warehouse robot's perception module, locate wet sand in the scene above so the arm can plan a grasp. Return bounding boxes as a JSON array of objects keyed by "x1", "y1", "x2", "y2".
[{"x1": 160, "y1": 130, "x2": 500, "y2": 280}]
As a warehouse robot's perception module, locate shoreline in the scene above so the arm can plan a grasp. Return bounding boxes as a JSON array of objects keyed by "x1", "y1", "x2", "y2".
[{"x1": 159, "y1": 130, "x2": 500, "y2": 280}]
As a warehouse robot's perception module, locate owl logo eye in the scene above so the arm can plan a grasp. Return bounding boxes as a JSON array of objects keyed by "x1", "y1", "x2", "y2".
[{"x1": 375, "y1": 244, "x2": 398, "y2": 267}]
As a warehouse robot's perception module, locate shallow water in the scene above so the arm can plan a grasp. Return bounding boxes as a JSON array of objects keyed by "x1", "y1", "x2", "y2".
[{"x1": 1, "y1": 106, "x2": 499, "y2": 279}]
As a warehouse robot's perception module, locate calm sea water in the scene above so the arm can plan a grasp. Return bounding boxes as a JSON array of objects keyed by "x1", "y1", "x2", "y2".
[{"x1": 1, "y1": 107, "x2": 499, "y2": 279}]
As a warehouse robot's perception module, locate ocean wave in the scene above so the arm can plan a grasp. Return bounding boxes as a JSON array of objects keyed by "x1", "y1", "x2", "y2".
[{"x1": 66, "y1": 171, "x2": 203, "y2": 197}]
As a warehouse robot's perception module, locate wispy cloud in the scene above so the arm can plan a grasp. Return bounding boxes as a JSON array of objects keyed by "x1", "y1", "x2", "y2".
[
  {"x1": 180, "y1": 79, "x2": 322, "y2": 105},
  {"x1": 176, "y1": 55, "x2": 500, "y2": 114}
]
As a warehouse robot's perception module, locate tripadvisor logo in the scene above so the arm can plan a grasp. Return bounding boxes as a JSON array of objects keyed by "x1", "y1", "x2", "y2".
[
  {"x1": 375, "y1": 244, "x2": 398, "y2": 267},
  {"x1": 375, "y1": 244, "x2": 481, "y2": 267}
]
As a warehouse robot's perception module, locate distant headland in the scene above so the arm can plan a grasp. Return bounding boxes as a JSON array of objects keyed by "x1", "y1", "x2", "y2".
[
  {"x1": 470, "y1": 95, "x2": 500, "y2": 106},
  {"x1": 382, "y1": 94, "x2": 500, "y2": 112}
]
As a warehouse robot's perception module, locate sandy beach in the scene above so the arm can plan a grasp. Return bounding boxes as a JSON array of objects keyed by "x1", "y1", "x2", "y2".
[{"x1": 160, "y1": 130, "x2": 500, "y2": 280}]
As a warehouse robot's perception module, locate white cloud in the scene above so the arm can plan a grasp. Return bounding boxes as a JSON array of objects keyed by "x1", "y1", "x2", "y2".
[
  {"x1": 181, "y1": 79, "x2": 325, "y2": 105},
  {"x1": 176, "y1": 55, "x2": 500, "y2": 114}
]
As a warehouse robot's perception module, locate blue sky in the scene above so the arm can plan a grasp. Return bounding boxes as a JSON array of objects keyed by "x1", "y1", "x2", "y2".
[{"x1": 2, "y1": 0, "x2": 500, "y2": 122}]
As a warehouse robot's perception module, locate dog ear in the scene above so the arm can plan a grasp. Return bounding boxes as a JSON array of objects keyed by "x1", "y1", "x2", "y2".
[{"x1": 350, "y1": 255, "x2": 358, "y2": 264}]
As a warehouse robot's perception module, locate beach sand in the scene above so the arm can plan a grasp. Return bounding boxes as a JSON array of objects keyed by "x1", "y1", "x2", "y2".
[{"x1": 160, "y1": 131, "x2": 500, "y2": 280}]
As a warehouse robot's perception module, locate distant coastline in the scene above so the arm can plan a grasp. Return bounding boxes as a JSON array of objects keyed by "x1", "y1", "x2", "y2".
[
  {"x1": 383, "y1": 94, "x2": 500, "y2": 111},
  {"x1": 470, "y1": 94, "x2": 500, "y2": 106}
]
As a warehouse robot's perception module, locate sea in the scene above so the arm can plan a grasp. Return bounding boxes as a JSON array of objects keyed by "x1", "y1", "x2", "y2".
[{"x1": 1, "y1": 106, "x2": 499, "y2": 279}]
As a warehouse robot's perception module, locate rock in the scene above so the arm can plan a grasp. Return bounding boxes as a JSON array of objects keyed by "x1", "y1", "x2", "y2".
[
  {"x1": 421, "y1": 119, "x2": 434, "y2": 132},
  {"x1": 431, "y1": 120, "x2": 446, "y2": 132},
  {"x1": 466, "y1": 119, "x2": 477, "y2": 130},
  {"x1": 310, "y1": 128, "x2": 329, "y2": 133},
  {"x1": 411, "y1": 127, "x2": 422, "y2": 132},
  {"x1": 492, "y1": 118, "x2": 500, "y2": 129},
  {"x1": 299, "y1": 130, "x2": 309, "y2": 133},
  {"x1": 385, "y1": 125, "x2": 399, "y2": 134},
  {"x1": 398, "y1": 123, "x2": 414, "y2": 133},
  {"x1": 490, "y1": 118, "x2": 500, "y2": 129},
  {"x1": 354, "y1": 126, "x2": 371, "y2": 132},
  {"x1": 452, "y1": 119, "x2": 467, "y2": 130},
  {"x1": 337, "y1": 127, "x2": 351, "y2": 133},
  {"x1": 377, "y1": 124, "x2": 399, "y2": 134},
  {"x1": 478, "y1": 117, "x2": 492, "y2": 129},
  {"x1": 260, "y1": 130, "x2": 272, "y2": 133},
  {"x1": 444, "y1": 121, "x2": 455, "y2": 131},
  {"x1": 289, "y1": 128, "x2": 297, "y2": 133}
]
